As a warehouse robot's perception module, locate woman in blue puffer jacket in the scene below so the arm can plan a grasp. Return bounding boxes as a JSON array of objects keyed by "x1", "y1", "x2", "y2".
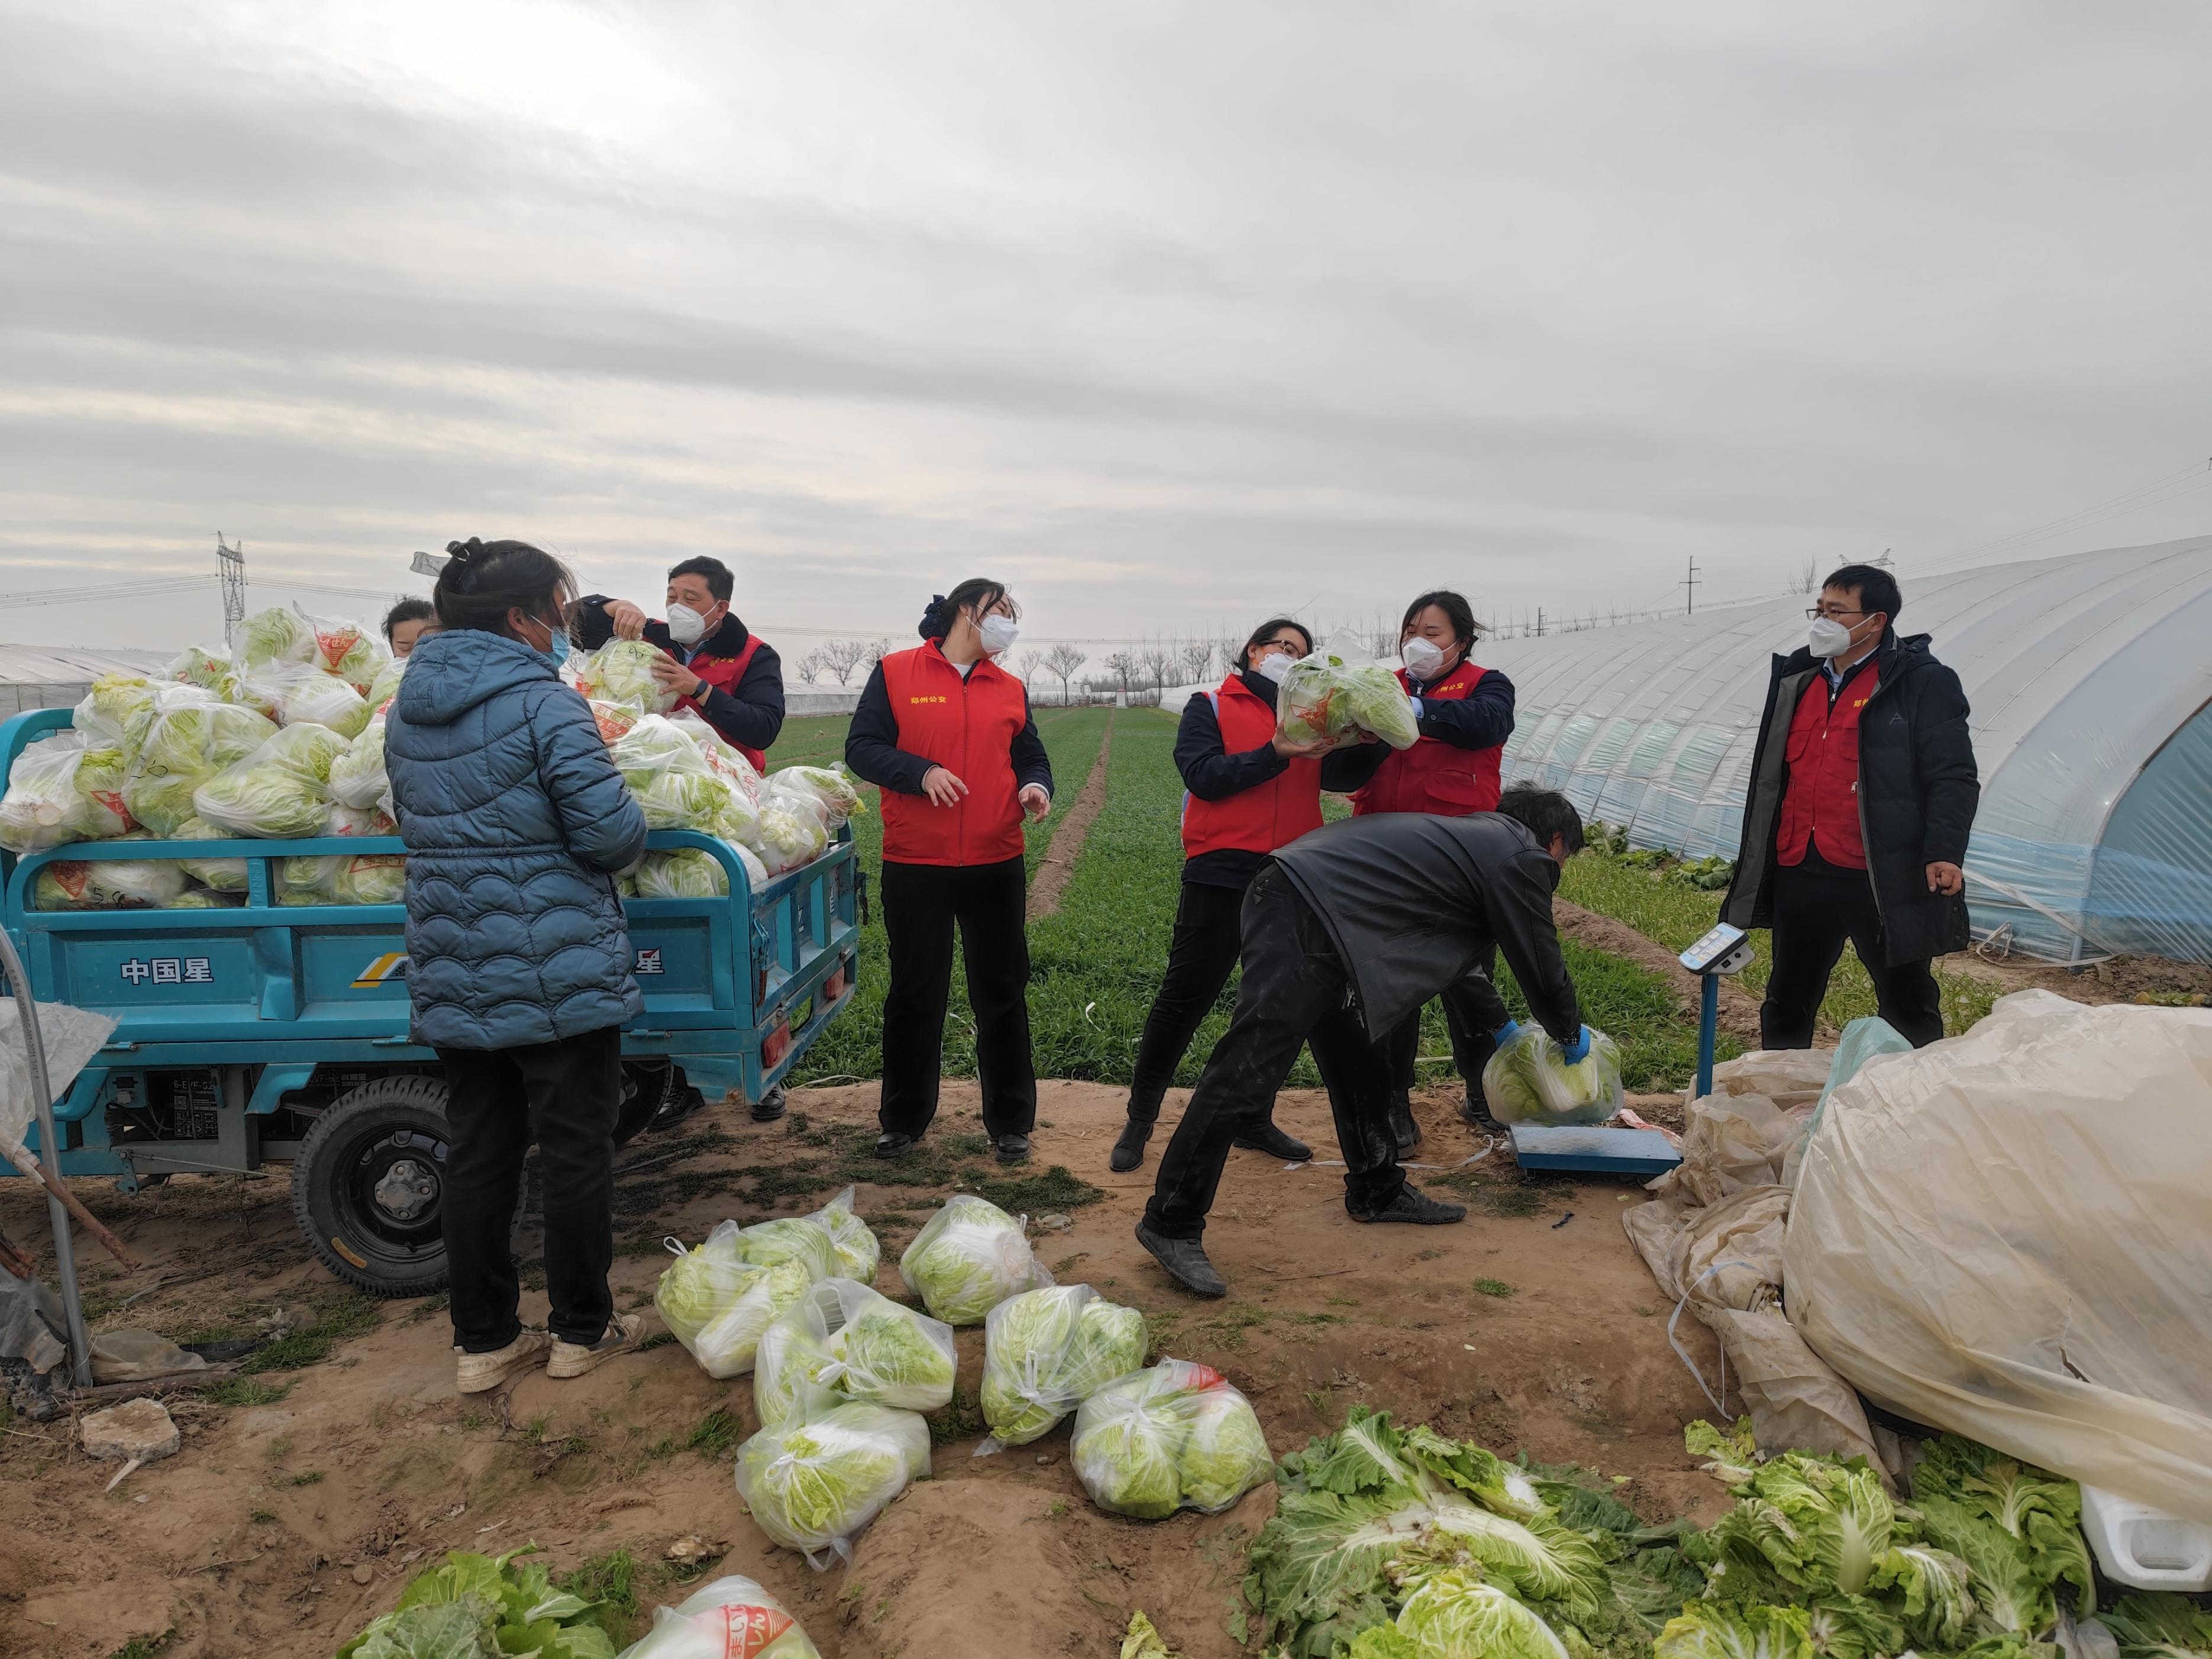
[{"x1": 386, "y1": 537, "x2": 651, "y2": 1396}]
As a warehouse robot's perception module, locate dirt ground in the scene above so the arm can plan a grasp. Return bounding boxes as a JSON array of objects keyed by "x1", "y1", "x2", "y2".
[{"x1": 0, "y1": 1080, "x2": 1736, "y2": 1659}]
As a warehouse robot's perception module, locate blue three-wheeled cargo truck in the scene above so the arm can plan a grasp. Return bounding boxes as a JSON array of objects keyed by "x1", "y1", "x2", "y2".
[{"x1": 0, "y1": 705, "x2": 860, "y2": 1295}]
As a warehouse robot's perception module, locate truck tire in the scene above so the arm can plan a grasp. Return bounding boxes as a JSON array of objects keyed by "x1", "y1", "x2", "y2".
[{"x1": 290, "y1": 1075, "x2": 458, "y2": 1297}]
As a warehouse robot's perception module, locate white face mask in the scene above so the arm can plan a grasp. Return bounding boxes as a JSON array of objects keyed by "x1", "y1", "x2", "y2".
[
  {"x1": 666, "y1": 602, "x2": 711, "y2": 645},
  {"x1": 1256, "y1": 651, "x2": 1294, "y2": 685},
  {"x1": 1807, "y1": 616, "x2": 1856, "y2": 659},
  {"x1": 1401, "y1": 635, "x2": 1446, "y2": 678},
  {"x1": 977, "y1": 613, "x2": 1019, "y2": 655}
]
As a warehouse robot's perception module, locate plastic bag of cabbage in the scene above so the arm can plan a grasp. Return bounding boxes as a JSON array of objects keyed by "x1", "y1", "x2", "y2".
[
  {"x1": 0, "y1": 732, "x2": 133, "y2": 854},
  {"x1": 619, "y1": 1573, "x2": 821, "y2": 1658},
  {"x1": 1277, "y1": 635, "x2": 1421, "y2": 752},
  {"x1": 1071, "y1": 1358, "x2": 1272, "y2": 1520},
  {"x1": 898, "y1": 1194, "x2": 1054, "y2": 1326},
  {"x1": 570, "y1": 638, "x2": 683, "y2": 715},
  {"x1": 734, "y1": 1382, "x2": 931, "y2": 1567},
  {"x1": 1481, "y1": 1024, "x2": 1624, "y2": 1127},
  {"x1": 753, "y1": 1277, "x2": 956, "y2": 1426},
  {"x1": 654, "y1": 1213, "x2": 845, "y2": 1379},
  {"x1": 123, "y1": 692, "x2": 277, "y2": 836},
  {"x1": 805, "y1": 1184, "x2": 880, "y2": 1282},
  {"x1": 978, "y1": 1284, "x2": 1148, "y2": 1451},
  {"x1": 193, "y1": 723, "x2": 351, "y2": 840}
]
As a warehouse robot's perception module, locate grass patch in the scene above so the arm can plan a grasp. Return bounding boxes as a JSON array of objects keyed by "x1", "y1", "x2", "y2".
[
  {"x1": 249, "y1": 1507, "x2": 278, "y2": 1524},
  {"x1": 238, "y1": 1291, "x2": 383, "y2": 1374},
  {"x1": 283, "y1": 1469, "x2": 324, "y2": 1487},
  {"x1": 1438, "y1": 1171, "x2": 1548, "y2": 1218},
  {"x1": 966, "y1": 1164, "x2": 1105, "y2": 1213},
  {"x1": 684, "y1": 1409, "x2": 744, "y2": 1459},
  {"x1": 1474, "y1": 1278, "x2": 1517, "y2": 1298},
  {"x1": 557, "y1": 1550, "x2": 642, "y2": 1645},
  {"x1": 403, "y1": 1290, "x2": 450, "y2": 1324},
  {"x1": 927, "y1": 1386, "x2": 984, "y2": 1445},
  {"x1": 105, "y1": 1634, "x2": 175, "y2": 1659}
]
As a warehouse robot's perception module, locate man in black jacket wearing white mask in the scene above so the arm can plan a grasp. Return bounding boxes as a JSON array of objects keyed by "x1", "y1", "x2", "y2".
[{"x1": 1136, "y1": 786, "x2": 1591, "y2": 1298}]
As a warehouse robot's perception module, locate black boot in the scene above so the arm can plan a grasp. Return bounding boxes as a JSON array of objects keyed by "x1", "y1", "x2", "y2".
[
  {"x1": 1353, "y1": 1183, "x2": 1466, "y2": 1225},
  {"x1": 1458, "y1": 1088, "x2": 1501, "y2": 1134},
  {"x1": 1109, "y1": 1117, "x2": 1154, "y2": 1174},
  {"x1": 751, "y1": 1083, "x2": 787, "y2": 1124},
  {"x1": 1232, "y1": 1120, "x2": 1312, "y2": 1161},
  {"x1": 1135, "y1": 1222, "x2": 1226, "y2": 1297},
  {"x1": 1388, "y1": 1091, "x2": 1422, "y2": 1155},
  {"x1": 874, "y1": 1132, "x2": 915, "y2": 1159}
]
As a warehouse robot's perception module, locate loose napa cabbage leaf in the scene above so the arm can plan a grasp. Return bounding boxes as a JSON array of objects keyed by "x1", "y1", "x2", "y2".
[
  {"x1": 898, "y1": 1194, "x2": 1046, "y2": 1325},
  {"x1": 1687, "y1": 1418, "x2": 1761, "y2": 1490},
  {"x1": 1401, "y1": 1424, "x2": 1549, "y2": 1523},
  {"x1": 1391, "y1": 1570, "x2": 1572, "y2": 1659},
  {"x1": 1916, "y1": 1495, "x2": 2055, "y2": 1641},
  {"x1": 1798, "y1": 1595, "x2": 1907, "y2": 1659},
  {"x1": 1655, "y1": 1599, "x2": 1817, "y2": 1659},
  {"x1": 2100, "y1": 1593, "x2": 2212, "y2": 1659},
  {"x1": 1120, "y1": 1610, "x2": 1177, "y2": 1659},
  {"x1": 1178, "y1": 1384, "x2": 1272, "y2": 1512},
  {"x1": 1867, "y1": 1544, "x2": 1977, "y2": 1650},
  {"x1": 1911, "y1": 1436, "x2": 2095, "y2": 1616},
  {"x1": 1699, "y1": 1454, "x2": 1897, "y2": 1601}
]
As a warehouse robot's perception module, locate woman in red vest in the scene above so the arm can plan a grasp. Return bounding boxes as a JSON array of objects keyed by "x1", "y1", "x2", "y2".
[
  {"x1": 1351, "y1": 590, "x2": 1517, "y2": 1151},
  {"x1": 845, "y1": 580, "x2": 1055, "y2": 1166},
  {"x1": 1109, "y1": 618, "x2": 1391, "y2": 1173}
]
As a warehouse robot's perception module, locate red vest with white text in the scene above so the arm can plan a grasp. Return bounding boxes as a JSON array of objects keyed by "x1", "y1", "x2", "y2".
[
  {"x1": 877, "y1": 642, "x2": 1029, "y2": 867},
  {"x1": 671, "y1": 633, "x2": 769, "y2": 771},
  {"x1": 1351, "y1": 662, "x2": 1502, "y2": 818},
  {"x1": 1181, "y1": 674, "x2": 1326, "y2": 859},
  {"x1": 1776, "y1": 662, "x2": 1880, "y2": 869}
]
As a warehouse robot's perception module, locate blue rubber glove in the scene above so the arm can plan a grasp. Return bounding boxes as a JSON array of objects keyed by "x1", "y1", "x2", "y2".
[
  {"x1": 1492, "y1": 1019, "x2": 1522, "y2": 1045},
  {"x1": 1559, "y1": 1025, "x2": 1594, "y2": 1066}
]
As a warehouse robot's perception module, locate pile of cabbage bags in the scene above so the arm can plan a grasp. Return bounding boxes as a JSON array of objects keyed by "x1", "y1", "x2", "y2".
[
  {"x1": 1070, "y1": 1358, "x2": 1273, "y2": 1519},
  {"x1": 1481, "y1": 1023, "x2": 1625, "y2": 1125},
  {"x1": 977, "y1": 1284, "x2": 1148, "y2": 1451},
  {"x1": 734, "y1": 1382, "x2": 932, "y2": 1567},
  {"x1": 897, "y1": 1193, "x2": 1054, "y2": 1326},
  {"x1": 1277, "y1": 634, "x2": 1422, "y2": 751},
  {"x1": 655, "y1": 1193, "x2": 881, "y2": 1380},
  {"x1": 753, "y1": 1277, "x2": 957, "y2": 1426},
  {"x1": 618, "y1": 1573, "x2": 821, "y2": 1658}
]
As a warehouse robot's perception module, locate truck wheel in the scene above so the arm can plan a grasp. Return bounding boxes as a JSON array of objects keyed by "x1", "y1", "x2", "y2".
[{"x1": 290, "y1": 1076, "x2": 456, "y2": 1297}]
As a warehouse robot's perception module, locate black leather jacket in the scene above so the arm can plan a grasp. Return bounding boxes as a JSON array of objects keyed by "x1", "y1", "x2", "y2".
[{"x1": 1269, "y1": 812, "x2": 1581, "y2": 1042}]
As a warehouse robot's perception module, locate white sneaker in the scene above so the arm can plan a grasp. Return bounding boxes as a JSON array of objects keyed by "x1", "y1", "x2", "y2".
[
  {"x1": 455, "y1": 1328, "x2": 550, "y2": 1394},
  {"x1": 547, "y1": 1312, "x2": 649, "y2": 1380}
]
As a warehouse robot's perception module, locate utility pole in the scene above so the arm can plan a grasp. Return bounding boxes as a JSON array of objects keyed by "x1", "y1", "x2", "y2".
[
  {"x1": 1535, "y1": 607, "x2": 1545, "y2": 638},
  {"x1": 1683, "y1": 556, "x2": 1701, "y2": 615},
  {"x1": 215, "y1": 533, "x2": 246, "y2": 648}
]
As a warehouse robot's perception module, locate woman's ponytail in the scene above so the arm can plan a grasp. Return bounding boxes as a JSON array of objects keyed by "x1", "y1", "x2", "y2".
[{"x1": 919, "y1": 578, "x2": 1015, "y2": 641}]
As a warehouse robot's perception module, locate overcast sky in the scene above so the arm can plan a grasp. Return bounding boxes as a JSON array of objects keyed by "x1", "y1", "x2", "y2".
[{"x1": 4, "y1": 1, "x2": 2210, "y2": 658}]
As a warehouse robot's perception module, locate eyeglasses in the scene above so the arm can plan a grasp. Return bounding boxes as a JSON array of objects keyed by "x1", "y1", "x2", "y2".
[
  {"x1": 1259, "y1": 638, "x2": 1304, "y2": 653},
  {"x1": 1806, "y1": 606, "x2": 1868, "y2": 621}
]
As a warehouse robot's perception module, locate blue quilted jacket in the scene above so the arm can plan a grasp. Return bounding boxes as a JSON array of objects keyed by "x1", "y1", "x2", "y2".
[{"x1": 385, "y1": 630, "x2": 649, "y2": 1050}]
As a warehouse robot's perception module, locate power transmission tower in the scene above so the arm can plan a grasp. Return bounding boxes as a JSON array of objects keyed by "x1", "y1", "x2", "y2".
[
  {"x1": 215, "y1": 534, "x2": 247, "y2": 648},
  {"x1": 1683, "y1": 556, "x2": 1701, "y2": 615}
]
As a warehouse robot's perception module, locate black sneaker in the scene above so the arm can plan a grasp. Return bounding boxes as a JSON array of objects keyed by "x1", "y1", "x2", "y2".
[
  {"x1": 1458, "y1": 1090, "x2": 1501, "y2": 1134},
  {"x1": 874, "y1": 1132, "x2": 914, "y2": 1160},
  {"x1": 1232, "y1": 1121, "x2": 1312, "y2": 1161},
  {"x1": 1134, "y1": 1222, "x2": 1226, "y2": 1298},
  {"x1": 993, "y1": 1133, "x2": 1031, "y2": 1165},
  {"x1": 648, "y1": 1081, "x2": 708, "y2": 1135},
  {"x1": 1388, "y1": 1092, "x2": 1422, "y2": 1155},
  {"x1": 750, "y1": 1084, "x2": 787, "y2": 1124},
  {"x1": 1109, "y1": 1118, "x2": 1153, "y2": 1174},
  {"x1": 1352, "y1": 1184, "x2": 1466, "y2": 1225}
]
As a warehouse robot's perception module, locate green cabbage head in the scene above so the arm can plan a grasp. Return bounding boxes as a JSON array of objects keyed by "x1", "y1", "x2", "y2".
[
  {"x1": 1070, "y1": 1367, "x2": 1189, "y2": 1520},
  {"x1": 1390, "y1": 1570, "x2": 1572, "y2": 1659},
  {"x1": 734, "y1": 1396, "x2": 925, "y2": 1558},
  {"x1": 1178, "y1": 1384, "x2": 1273, "y2": 1512},
  {"x1": 899, "y1": 1195, "x2": 1045, "y2": 1326}
]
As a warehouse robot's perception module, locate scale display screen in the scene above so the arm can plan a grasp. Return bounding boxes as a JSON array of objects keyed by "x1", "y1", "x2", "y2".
[{"x1": 1680, "y1": 921, "x2": 1752, "y2": 975}]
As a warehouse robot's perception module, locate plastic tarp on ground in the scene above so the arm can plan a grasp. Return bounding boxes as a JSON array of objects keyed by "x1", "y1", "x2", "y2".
[
  {"x1": 1784, "y1": 991, "x2": 2212, "y2": 1524},
  {"x1": 1477, "y1": 537, "x2": 2212, "y2": 963}
]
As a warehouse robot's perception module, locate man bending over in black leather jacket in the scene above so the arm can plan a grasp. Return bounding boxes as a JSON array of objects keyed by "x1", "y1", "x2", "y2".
[{"x1": 1136, "y1": 786, "x2": 1590, "y2": 1297}]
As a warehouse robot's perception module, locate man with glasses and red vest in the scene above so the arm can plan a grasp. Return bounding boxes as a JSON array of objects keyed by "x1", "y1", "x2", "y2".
[
  {"x1": 1353, "y1": 590, "x2": 1517, "y2": 1148},
  {"x1": 575, "y1": 556, "x2": 786, "y2": 771},
  {"x1": 1722, "y1": 564, "x2": 1979, "y2": 1048}
]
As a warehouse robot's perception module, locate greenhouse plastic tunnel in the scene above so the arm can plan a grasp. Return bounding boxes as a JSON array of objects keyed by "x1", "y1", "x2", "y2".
[{"x1": 1475, "y1": 536, "x2": 2212, "y2": 964}]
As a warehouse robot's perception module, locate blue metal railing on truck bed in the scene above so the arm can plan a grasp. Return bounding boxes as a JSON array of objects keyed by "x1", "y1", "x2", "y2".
[{"x1": 0, "y1": 705, "x2": 860, "y2": 1178}]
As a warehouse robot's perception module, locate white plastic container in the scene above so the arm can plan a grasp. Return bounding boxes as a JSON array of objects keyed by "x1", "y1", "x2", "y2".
[{"x1": 2079, "y1": 1484, "x2": 2212, "y2": 1592}]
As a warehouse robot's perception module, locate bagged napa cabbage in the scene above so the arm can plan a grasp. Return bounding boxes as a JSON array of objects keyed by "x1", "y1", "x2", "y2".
[
  {"x1": 573, "y1": 638, "x2": 682, "y2": 714},
  {"x1": 654, "y1": 1223, "x2": 821, "y2": 1379},
  {"x1": 1071, "y1": 1358, "x2": 1271, "y2": 1520},
  {"x1": 364, "y1": 653, "x2": 406, "y2": 715},
  {"x1": 29, "y1": 847, "x2": 191, "y2": 911},
  {"x1": 612, "y1": 718, "x2": 757, "y2": 840},
  {"x1": 752, "y1": 804, "x2": 827, "y2": 874},
  {"x1": 899, "y1": 1194, "x2": 1052, "y2": 1326},
  {"x1": 165, "y1": 644, "x2": 238, "y2": 702},
  {"x1": 734, "y1": 1383, "x2": 931, "y2": 1566},
  {"x1": 123, "y1": 695, "x2": 277, "y2": 835},
  {"x1": 278, "y1": 853, "x2": 405, "y2": 906},
  {"x1": 806, "y1": 1184, "x2": 880, "y2": 1282},
  {"x1": 328, "y1": 801, "x2": 398, "y2": 837},
  {"x1": 172, "y1": 817, "x2": 248, "y2": 891},
  {"x1": 72, "y1": 674, "x2": 160, "y2": 750},
  {"x1": 236, "y1": 605, "x2": 319, "y2": 670},
  {"x1": 621, "y1": 1573, "x2": 822, "y2": 1659},
  {"x1": 1481, "y1": 1024, "x2": 1623, "y2": 1127},
  {"x1": 1277, "y1": 635, "x2": 1421, "y2": 751},
  {"x1": 753, "y1": 1277, "x2": 955, "y2": 1426},
  {"x1": 240, "y1": 661, "x2": 373, "y2": 738},
  {"x1": 669, "y1": 712, "x2": 764, "y2": 798},
  {"x1": 628, "y1": 843, "x2": 768, "y2": 900},
  {"x1": 327, "y1": 718, "x2": 390, "y2": 811},
  {"x1": 1, "y1": 732, "x2": 131, "y2": 853},
  {"x1": 293, "y1": 606, "x2": 387, "y2": 692},
  {"x1": 193, "y1": 724, "x2": 349, "y2": 838},
  {"x1": 766, "y1": 764, "x2": 866, "y2": 827},
  {"x1": 979, "y1": 1284, "x2": 1149, "y2": 1450},
  {"x1": 738, "y1": 1215, "x2": 841, "y2": 1280}
]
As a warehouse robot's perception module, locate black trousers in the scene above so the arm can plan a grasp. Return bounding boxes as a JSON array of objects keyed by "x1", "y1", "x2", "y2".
[
  {"x1": 1761, "y1": 855, "x2": 1944, "y2": 1049},
  {"x1": 1143, "y1": 866, "x2": 1404, "y2": 1240},
  {"x1": 878, "y1": 856, "x2": 1038, "y2": 1140},
  {"x1": 437, "y1": 1025, "x2": 622, "y2": 1352},
  {"x1": 1382, "y1": 948, "x2": 1508, "y2": 1100},
  {"x1": 1128, "y1": 879, "x2": 1257, "y2": 1122}
]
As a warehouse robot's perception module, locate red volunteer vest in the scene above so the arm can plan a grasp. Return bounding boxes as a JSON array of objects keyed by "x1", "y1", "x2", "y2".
[
  {"x1": 673, "y1": 632, "x2": 768, "y2": 771},
  {"x1": 1351, "y1": 661, "x2": 1503, "y2": 818},
  {"x1": 1776, "y1": 661, "x2": 1880, "y2": 869},
  {"x1": 877, "y1": 642, "x2": 1029, "y2": 867},
  {"x1": 1180, "y1": 674, "x2": 1326, "y2": 860}
]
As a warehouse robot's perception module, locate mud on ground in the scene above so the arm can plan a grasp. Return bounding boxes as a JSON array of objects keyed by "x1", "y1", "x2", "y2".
[{"x1": 0, "y1": 1082, "x2": 1732, "y2": 1659}]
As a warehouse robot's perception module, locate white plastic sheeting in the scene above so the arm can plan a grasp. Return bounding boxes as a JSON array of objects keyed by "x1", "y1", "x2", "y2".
[{"x1": 1476, "y1": 537, "x2": 2212, "y2": 962}]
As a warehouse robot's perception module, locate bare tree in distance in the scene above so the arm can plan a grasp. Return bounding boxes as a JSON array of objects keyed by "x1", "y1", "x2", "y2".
[
  {"x1": 867, "y1": 638, "x2": 892, "y2": 669},
  {"x1": 1015, "y1": 649, "x2": 1046, "y2": 691},
  {"x1": 1177, "y1": 640, "x2": 1212, "y2": 685},
  {"x1": 1044, "y1": 642, "x2": 1088, "y2": 705},
  {"x1": 795, "y1": 649, "x2": 828, "y2": 685},
  {"x1": 1101, "y1": 651, "x2": 1134, "y2": 697},
  {"x1": 1136, "y1": 644, "x2": 1176, "y2": 693},
  {"x1": 818, "y1": 638, "x2": 872, "y2": 686},
  {"x1": 1790, "y1": 557, "x2": 1821, "y2": 595}
]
